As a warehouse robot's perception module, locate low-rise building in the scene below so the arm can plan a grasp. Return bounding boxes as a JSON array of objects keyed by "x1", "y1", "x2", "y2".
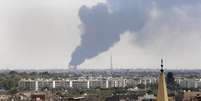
[
  {"x1": 138, "y1": 94, "x2": 156, "y2": 101},
  {"x1": 176, "y1": 91, "x2": 201, "y2": 101},
  {"x1": 0, "y1": 94, "x2": 10, "y2": 101}
]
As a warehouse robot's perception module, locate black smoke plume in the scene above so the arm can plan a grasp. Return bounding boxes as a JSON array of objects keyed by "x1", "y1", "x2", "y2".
[{"x1": 69, "y1": 0, "x2": 200, "y2": 66}]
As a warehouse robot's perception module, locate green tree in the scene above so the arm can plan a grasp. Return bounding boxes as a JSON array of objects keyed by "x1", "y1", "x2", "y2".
[{"x1": 166, "y1": 72, "x2": 175, "y2": 90}]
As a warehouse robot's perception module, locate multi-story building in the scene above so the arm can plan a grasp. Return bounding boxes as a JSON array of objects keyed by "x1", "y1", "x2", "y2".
[
  {"x1": 18, "y1": 79, "x2": 36, "y2": 91},
  {"x1": 18, "y1": 76, "x2": 156, "y2": 91},
  {"x1": 18, "y1": 77, "x2": 127, "y2": 91},
  {"x1": 38, "y1": 79, "x2": 53, "y2": 90},
  {"x1": 176, "y1": 78, "x2": 201, "y2": 89},
  {"x1": 71, "y1": 80, "x2": 89, "y2": 89},
  {"x1": 54, "y1": 80, "x2": 71, "y2": 89},
  {"x1": 89, "y1": 80, "x2": 107, "y2": 88}
]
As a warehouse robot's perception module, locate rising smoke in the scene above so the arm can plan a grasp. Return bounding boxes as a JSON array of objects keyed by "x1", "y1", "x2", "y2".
[{"x1": 69, "y1": 0, "x2": 201, "y2": 66}]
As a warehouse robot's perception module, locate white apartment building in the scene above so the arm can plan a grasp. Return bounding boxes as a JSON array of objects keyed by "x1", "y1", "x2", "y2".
[
  {"x1": 18, "y1": 77, "x2": 127, "y2": 91},
  {"x1": 18, "y1": 79, "x2": 36, "y2": 91},
  {"x1": 176, "y1": 78, "x2": 201, "y2": 89}
]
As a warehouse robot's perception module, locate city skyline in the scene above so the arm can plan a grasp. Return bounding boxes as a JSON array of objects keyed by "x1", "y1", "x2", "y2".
[{"x1": 0, "y1": 0, "x2": 201, "y2": 69}]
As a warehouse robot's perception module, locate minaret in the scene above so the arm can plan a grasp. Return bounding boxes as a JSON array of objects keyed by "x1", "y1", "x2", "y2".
[{"x1": 156, "y1": 59, "x2": 169, "y2": 101}]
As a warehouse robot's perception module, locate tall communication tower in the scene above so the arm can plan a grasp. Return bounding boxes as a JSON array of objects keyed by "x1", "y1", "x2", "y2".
[{"x1": 110, "y1": 54, "x2": 113, "y2": 72}]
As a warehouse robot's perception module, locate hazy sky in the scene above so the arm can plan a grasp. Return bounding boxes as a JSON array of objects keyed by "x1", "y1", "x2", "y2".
[{"x1": 0, "y1": 0, "x2": 201, "y2": 69}]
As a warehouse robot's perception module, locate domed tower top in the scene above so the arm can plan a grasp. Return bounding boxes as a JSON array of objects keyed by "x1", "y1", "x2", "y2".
[{"x1": 161, "y1": 59, "x2": 164, "y2": 72}]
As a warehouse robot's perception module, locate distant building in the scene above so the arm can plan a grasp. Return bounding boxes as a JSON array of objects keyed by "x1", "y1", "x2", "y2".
[
  {"x1": 176, "y1": 91, "x2": 201, "y2": 101},
  {"x1": 176, "y1": 78, "x2": 201, "y2": 89},
  {"x1": 31, "y1": 93, "x2": 46, "y2": 101},
  {"x1": 138, "y1": 94, "x2": 156, "y2": 101},
  {"x1": 18, "y1": 79, "x2": 36, "y2": 91},
  {"x1": 107, "y1": 77, "x2": 127, "y2": 88},
  {"x1": 18, "y1": 77, "x2": 127, "y2": 91},
  {"x1": 71, "y1": 80, "x2": 89, "y2": 89},
  {"x1": 0, "y1": 94, "x2": 10, "y2": 101}
]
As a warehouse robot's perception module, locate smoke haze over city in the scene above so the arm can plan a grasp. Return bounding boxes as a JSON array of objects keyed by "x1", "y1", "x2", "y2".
[{"x1": 0, "y1": 0, "x2": 201, "y2": 69}]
